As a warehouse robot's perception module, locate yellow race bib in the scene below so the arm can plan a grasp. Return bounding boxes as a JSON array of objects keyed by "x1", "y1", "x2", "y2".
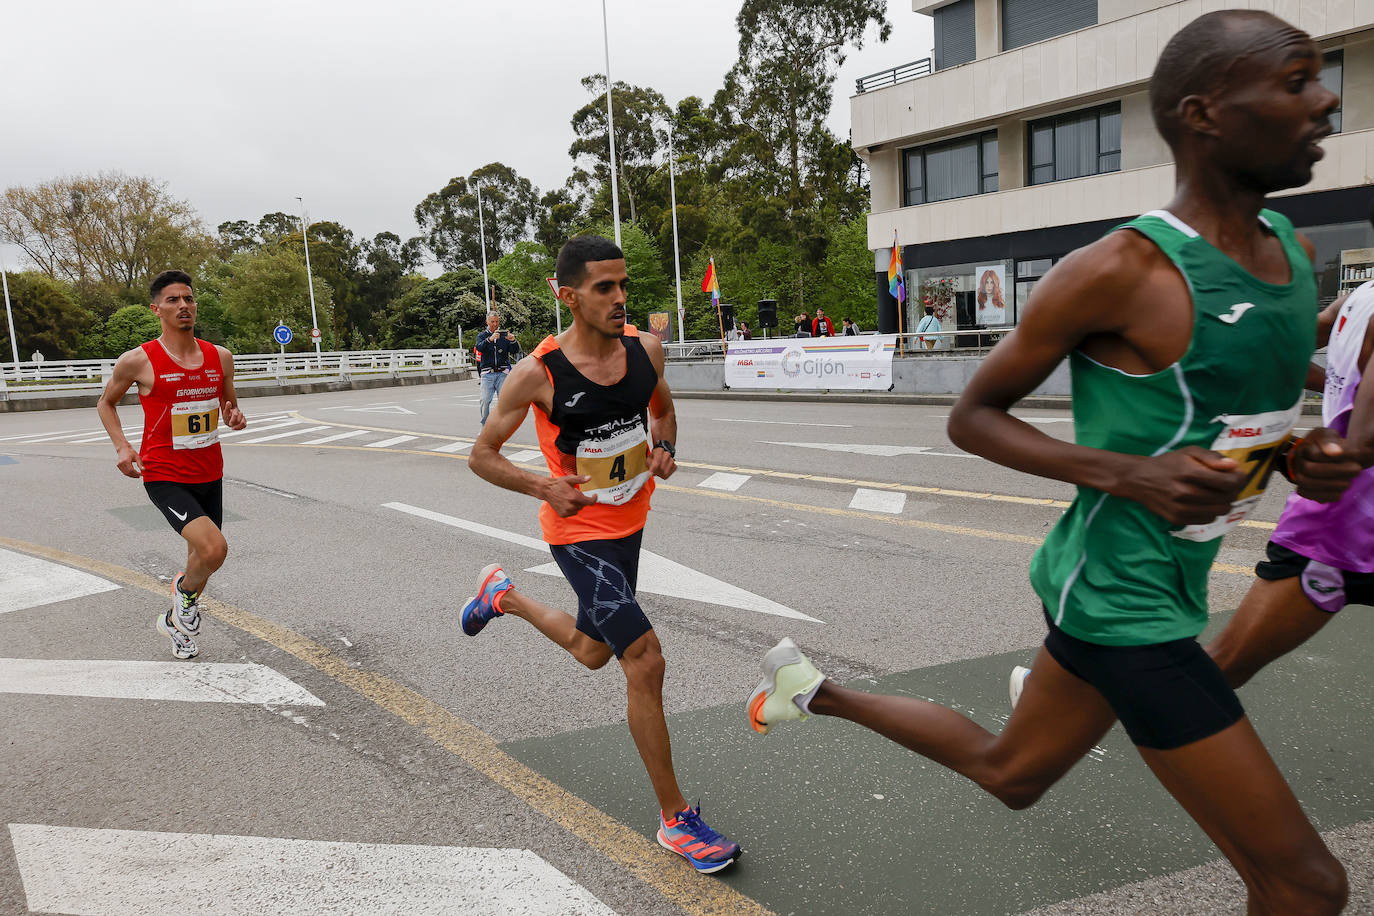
[{"x1": 171, "y1": 398, "x2": 220, "y2": 450}]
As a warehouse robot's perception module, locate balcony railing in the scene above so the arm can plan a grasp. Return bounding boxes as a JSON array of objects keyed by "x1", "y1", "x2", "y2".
[{"x1": 855, "y1": 57, "x2": 933, "y2": 94}]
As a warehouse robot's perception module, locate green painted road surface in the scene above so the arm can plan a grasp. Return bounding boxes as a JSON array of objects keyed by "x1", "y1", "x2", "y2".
[{"x1": 506, "y1": 607, "x2": 1374, "y2": 916}]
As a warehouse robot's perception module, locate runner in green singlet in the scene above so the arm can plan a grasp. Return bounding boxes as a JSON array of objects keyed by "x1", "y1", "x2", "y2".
[{"x1": 746, "y1": 11, "x2": 1362, "y2": 913}]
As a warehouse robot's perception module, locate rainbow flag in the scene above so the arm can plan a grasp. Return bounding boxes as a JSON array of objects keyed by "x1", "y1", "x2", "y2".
[
  {"x1": 701, "y1": 258, "x2": 720, "y2": 305},
  {"x1": 887, "y1": 232, "x2": 905, "y2": 304}
]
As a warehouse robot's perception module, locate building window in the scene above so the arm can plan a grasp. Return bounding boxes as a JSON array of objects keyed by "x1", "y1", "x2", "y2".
[
  {"x1": 1322, "y1": 50, "x2": 1343, "y2": 134},
  {"x1": 934, "y1": 0, "x2": 976, "y2": 71},
  {"x1": 903, "y1": 130, "x2": 999, "y2": 206},
  {"x1": 1027, "y1": 103, "x2": 1121, "y2": 186},
  {"x1": 1002, "y1": 0, "x2": 1096, "y2": 51}
]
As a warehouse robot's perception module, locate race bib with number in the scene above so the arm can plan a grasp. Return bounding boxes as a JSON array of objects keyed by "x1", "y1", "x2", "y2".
[
  {"x1": 170, "y1": 398, "x2": 220, "y2": 450},
  {"x1": 1173, "y1": 400, "x2": 1302, "y2": 542},
  {"x1": 576, "y1": 420, "x2": 651, "y2": 506}
]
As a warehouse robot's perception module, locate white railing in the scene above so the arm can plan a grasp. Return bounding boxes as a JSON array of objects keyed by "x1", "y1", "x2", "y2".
[
  {"x1": 0, "y1": 348, "x2": 471, "y2": 397},
  {"x1": 665, "y1": 328, "x2": 1016, "y2": 360}
]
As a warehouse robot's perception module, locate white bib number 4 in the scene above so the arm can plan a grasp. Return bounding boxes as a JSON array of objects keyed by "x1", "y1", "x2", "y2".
[{"x1": 171, "y1": 398, "x2": 220, "y2": 450}]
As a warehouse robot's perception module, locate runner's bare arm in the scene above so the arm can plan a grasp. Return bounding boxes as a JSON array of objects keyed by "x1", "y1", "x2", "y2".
[
  {"x1": 96, "y1": 348, "x2": 151, "y2": 478},
  {"x1": 948, "y1": 231, "x2": 1247, "y2": 526},
  {"x1": 469, "y1": 357, "x2": 595, "y2": 517},
  {"x1": 641, "y1": 334, "x2": 677, "y2": 479},
  {"x1": 217, "y1": 346, "x2": 247, "y2": 430}
]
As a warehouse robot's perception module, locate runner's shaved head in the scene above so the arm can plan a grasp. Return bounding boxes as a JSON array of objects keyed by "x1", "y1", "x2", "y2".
[{"x1": 1150, "y1": 10, "x2": 1313, "y2": 146}]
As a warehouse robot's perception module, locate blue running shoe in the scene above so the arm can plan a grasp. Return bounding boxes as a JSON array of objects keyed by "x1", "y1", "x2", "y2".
[
  {"x1": 461, "y1": 563, "x2": 513, "y2": 636},
  {"x1": 656, "y1": 805, "x2": 740, "y2": 874}
]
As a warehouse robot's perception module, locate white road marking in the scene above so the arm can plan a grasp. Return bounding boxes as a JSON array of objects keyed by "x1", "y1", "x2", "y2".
[
  {"x1": 0, "y1": 426, "x2": 91, "y2": 442},
  {"x1": 340, "y1": 404, "x2": 417, "y2": 415},
  {"x1": 302, "y1": 429, "x2": 368, "y2": 445},
  {"x1": 219, "y1": 420, "x2": 301, "y2": 439},
  {"x1": 365, "y1": 435, "x2": 418, "y2": 449},
  {"x1": 226, "y1": 479, "x2": 298, "y2": 499},
  {"x1": 18, "y1": 430, "x2": 103, "y2": 443},
  {"x1": 762, "y1": 440, "x2": 975, "y2": 458},
  {"x1": 0, "y1": 549, "x2": 120, "y2": 616},
  {"x1": 1020, "y1": 418, "x2": 1074, "y2": 424},
  {"x1": 0, "y1": 659, "x2": 324, "y2": 705},
  {"x1": 505, "y1": 449, "x2": 543, "y2": 463},
  {"x1": 70, "y1": 426, "x2": 141, "y2": 444},
  {"x1": 431, "y1": 441, "x2": 473, "y2": 453},
  {"x1": 8, "y1": 824, "x2": 615, "y2": 916},
  {"x1": 850, "y1": 488, "x2": 907, "y2": 514},
  {"x1": 237, "y1": 425, "x2": 330, "y2": 444},
  {"x1": 712, "y1": 417, "x2": 852, "y2": 427},
  {"x1": 698, "y1": 472, "x2": 751, "y2": 492},
  {"x1": 384, "y1": 503, "x2": 821, "y2": 623}
]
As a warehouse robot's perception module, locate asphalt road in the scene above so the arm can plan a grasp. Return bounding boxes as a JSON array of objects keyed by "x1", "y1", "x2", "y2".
[{"x1": 0, "y1": 378, "x2": 1369, "y2": 915}]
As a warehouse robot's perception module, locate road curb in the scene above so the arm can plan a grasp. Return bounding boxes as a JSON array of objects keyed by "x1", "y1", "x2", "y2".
[{"x1": 0, "y1": 369, "x2": 473, "y2": 413}]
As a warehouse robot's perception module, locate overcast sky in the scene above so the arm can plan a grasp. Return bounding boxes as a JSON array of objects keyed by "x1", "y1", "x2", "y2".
[{"x1": 1, "y1": 0, "x2": 932, "y2": 268}]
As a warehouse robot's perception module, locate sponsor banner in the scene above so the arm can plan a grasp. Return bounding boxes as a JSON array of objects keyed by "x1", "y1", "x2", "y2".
[{"x1": 724, "y1": 335, "x2": 898, "y2": 390}]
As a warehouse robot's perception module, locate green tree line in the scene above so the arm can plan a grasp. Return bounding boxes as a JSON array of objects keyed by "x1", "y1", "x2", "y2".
[{"x1": 0, "y1": 0, "x2": 889, "y2": 360}]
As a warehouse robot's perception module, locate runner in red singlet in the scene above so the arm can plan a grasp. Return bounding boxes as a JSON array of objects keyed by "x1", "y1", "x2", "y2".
[{"x1": 97, "y1": 270, "x2": 247, "y2": 659}]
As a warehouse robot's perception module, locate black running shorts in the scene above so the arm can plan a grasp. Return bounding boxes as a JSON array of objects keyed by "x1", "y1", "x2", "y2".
[
  {"x1": 550, "y1": 529, "x2": 652, "y2": 658},
  {"x1": 1042, "y1": 611, "x2": 1244, "y2": 750},
  {"x1": 1256, "y1": 541, "x2": 1374, "y2": 614},
  {"x1": 143, "y1": 479, "x2": 224, "y2": 534}
]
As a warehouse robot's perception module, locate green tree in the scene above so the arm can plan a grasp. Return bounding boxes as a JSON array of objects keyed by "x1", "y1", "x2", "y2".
[
  {"x1": 384, "y1": 269, "x2": 534, "y2": 349},
  {"x1": 0, "y1": 272, "x2": 96, "y2": 359},
  {"x1": 816, "y1": 212, "x2": 879, "y2": 330},
  {"x1": 413, "y1": 163, "x2": 541, "y2": 272},
  {"x1": 569, "y1": 77, "x2": 672, "y2": 229},
  {"x1": 218, "y1": 247, "x2": 334, "y2": 353},
  {"x1": 490, "y1": 241, "x2": 562, "y2": 333},
  {"x1": 93, "y1": 304, "x2": 163, "y2": 356}
]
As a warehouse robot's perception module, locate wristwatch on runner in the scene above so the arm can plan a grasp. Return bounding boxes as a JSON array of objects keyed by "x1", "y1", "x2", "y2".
[{"x1": 654, "y1": 440, "x2": 676, "y2": 458}]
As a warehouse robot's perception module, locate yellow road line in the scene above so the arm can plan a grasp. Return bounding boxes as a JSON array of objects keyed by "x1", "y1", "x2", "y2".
[{"x1": 0, "y1": 536, "x2": 772, "y2": 916}]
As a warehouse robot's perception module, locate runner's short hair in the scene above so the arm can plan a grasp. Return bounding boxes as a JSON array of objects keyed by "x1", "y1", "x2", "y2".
[
  {"x1": 150, "y1": 269, "x2": 194, "y2": 301},
  {"x1": 556, "y1": 235, "x2": 623, "y2": 288},
  {"x1": 1151, "y1": 10, "x2": 1307, "y2": 146}
]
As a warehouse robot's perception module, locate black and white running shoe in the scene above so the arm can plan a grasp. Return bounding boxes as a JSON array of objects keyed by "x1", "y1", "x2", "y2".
[
  {"x1": 157, "y1": 610, "x2": 199, "y2": 659},
  {"x1": 171, "y1": 572, "x2": 202, "y2": 636}
]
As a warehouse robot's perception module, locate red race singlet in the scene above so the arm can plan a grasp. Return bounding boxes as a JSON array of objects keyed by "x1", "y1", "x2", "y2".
[{"x1": 138, "y1": 338, "x2": 225, "y2": 483}]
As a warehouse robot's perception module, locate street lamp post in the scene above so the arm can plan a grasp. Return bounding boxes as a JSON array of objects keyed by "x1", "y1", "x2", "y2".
[
  {"x1": 476, "y1": 183, "x2": 492, "y2": 315},
  {"x1": 601, "y1": 0, "x2": 622, "y2": 246},
  {"x1": 666, "y1": 124, "x2": 685, "y2": 343},
  {"x1": 295, "y1": 197, "x2": 322, "y2": 365},
  {"x1": 2, "y1": 261, "x2": 18, "y2": 368}
]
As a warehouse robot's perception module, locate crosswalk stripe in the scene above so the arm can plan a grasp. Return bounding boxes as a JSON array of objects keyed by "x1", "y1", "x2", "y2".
[
  {"x1": 18, "y1": 430, "x2": 102, "y2": 443},
  {"x1": 365, "y1": 435, "x2": 418, "y2": 448},
  {"x1": 0, "y1": 427, "x2": 90, "y2": 442},
  {"x1": 8, "y1": 824, "x2": 617, "y2": 916},
  {"x1": 849, "y1": 487, "x2": 907, "y2": 514},
  {"x1": 505, "y1": 449, "x2": 543, "y2": 463},
  {"x1": 238, "y1": 425, "x2": 330, "y2": 445},
  {"x1": 697, "y1": 472, "x2": 750, "y2": 492},
  {"x1": 0, "y1": 659, "x2": 324, "y2": 705},
  {"x1": 0, "y1": 549, "x2": 120, "y2": 616},
  {"x1": 219, "y1": 420, "x2": 301, "y2": 439},
  {"x1": 70, "y1": 426, "x2": 141, "y2": 445},
  {"x1": 430, "y1": 440, "x2": 472, "y2": 453},
  {"x1": 301, "y1": 429, "x2": 368, "y2": 445}
]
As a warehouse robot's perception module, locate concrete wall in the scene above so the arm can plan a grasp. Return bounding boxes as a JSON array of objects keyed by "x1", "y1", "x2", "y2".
[
  {"x1": 997, "y1": 117, "x2": 1027, "y2": 191},
  {"x1": 666, "y1": 356, "x2": 1072, "y2": 396},
  {"x1": 1120, "y1": 90, "x2": 1171, "y2": 171},
  {"x1": 975, "y1": 0, "x2": 1000, "y2": 59},
  {"x1": 1344, "y1": 37, "x2": 1374, "y2": 133}
]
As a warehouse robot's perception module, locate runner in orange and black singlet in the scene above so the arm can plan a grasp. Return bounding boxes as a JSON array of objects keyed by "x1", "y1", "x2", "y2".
[
  {"x1": 459, "y1": 235, "x2": 740, "y2": 875},
  {"x1": 97, "y1": 270, "x2": 248, "y2": 660}
]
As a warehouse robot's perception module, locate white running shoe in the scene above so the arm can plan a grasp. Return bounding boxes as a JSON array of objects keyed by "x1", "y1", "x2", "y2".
[
  {"x1": 157, "y1": 610, "x2": 199, "y2": 659},
  {"x1": 171, "y1": 573, "x2": 202, "y2": 636},
  {"x1": 1009, "y1": 665, "x2": 1031, "y2": 709},
  {"x1": 748, "y1": 637, "x2": 825, "y2": 735}
]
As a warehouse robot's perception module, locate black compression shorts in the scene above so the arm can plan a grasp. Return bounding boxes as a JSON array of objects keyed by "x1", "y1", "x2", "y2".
[
  {"x1": 143, "y1": 479, "x2": 224, "y2": 534},
  {"x1": 550, "y1": 529, "x2": 651, "y2": 658}
]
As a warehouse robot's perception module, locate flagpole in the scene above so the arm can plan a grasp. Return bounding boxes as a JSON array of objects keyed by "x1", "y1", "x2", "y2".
[
  {"x1": 601, "y1": 0, "x2": 622, "y2": 247},
  {"x1": 666, "y1": 123, "x2": 685, "y2": 344},
  {"x1": 894, "y1": 230, "x2": 906, "y2": 357},
  {"x1": 477, "y1": 183, "x2": 492, "y2": 315},
  {"x1": 711, "y1": 258, "x2": 726, "y2": 346}
]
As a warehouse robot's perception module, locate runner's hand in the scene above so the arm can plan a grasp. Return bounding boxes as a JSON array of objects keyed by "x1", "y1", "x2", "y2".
[
  {"x1": 648, "y1": 447, "x2": 676, "y2": 480},
  {"x1": 1290, "y1": 427, "x2": 1360, "y2": 503},
  {"x1": 1122, "y1": 447, "x2": 1245, "y2": 525},
  {"x1": 116, "y1": 443, "x2": 142, "y2": 479},
  {"x1": 543, "y1": 474, "x2": 597, "y2": 517},
  {"x1": 223, "y1": 401, "x2": 247, "y2": 430}
]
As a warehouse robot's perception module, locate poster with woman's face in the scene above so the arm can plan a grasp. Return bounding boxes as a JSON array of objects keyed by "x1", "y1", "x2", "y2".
[{"x1": 975, "y1": 265, "x2": 1006, "y2": 326}]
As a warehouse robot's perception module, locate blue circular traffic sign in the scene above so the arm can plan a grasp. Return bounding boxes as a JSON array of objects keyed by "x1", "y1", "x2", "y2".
[{"x1": 273, "y1": 325, "x2": 293, "y2": 345}]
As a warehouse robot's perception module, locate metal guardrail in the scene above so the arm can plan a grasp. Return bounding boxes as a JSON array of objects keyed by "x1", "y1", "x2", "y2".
[
  {"x1": 855, "y1": 57, "x2": 934, "y2": 94},
  {"x1": 0, "y1": 348, "x2": 470, "y2": 398},
  {"x1": 665, "y1": 328, "x2": 1015, "y2": 360}
]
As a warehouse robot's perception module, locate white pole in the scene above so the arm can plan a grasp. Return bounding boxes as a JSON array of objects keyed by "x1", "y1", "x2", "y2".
[
  {"x1": 1, "y1": 263, "x2": 18, "y2": 367},
  {"x1": 601, "y1": 0, "x2": 621, "y2": 246},
  {"x1": 296, "y1": 197, "x2": 321, "y2": 365},
  {"x1": 476, "y1": 183, "x2": 492, "y2": 316},
  {"x1": 666, "y1": 124, "x2": 685, "y2": 344}
]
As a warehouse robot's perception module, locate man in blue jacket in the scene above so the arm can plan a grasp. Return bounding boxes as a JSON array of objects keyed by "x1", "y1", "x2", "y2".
[{"x1": 474, "y1": 312, "x2": 521, "y2": 425}]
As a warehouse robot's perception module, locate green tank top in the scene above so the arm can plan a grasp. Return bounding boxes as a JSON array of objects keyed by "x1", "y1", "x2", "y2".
[{"x1": 1030, "y1": 208, "x2": 1315, "y2": 645}]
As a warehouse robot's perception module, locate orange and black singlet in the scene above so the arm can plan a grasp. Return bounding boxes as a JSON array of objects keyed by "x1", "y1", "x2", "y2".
[{"x1": 531, "y1": 325, "x2": 658, "y2": 545}]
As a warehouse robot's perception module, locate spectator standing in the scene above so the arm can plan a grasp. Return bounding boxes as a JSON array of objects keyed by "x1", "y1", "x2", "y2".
[
  {"x1": 916, "y1": 306, "x2": 942, "y2": 350},
  {"x1": 812, "y1": 309, "x2": 835, "y2": 337},
  {"x1": 793, "y1": 313, "x2": 810, "y2": 337},
  {"x1": 474, "y1": 312, "x2": 521, "y2": 425},
  {"x1": 738, "y1": 321, "x2": 753, "y2": 340},
  {"x1": 841, "y1": 318, "x2": 860, "y2": 336}
]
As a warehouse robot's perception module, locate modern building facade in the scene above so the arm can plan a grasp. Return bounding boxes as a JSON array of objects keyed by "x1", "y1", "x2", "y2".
[{"x1": 853, "y1": 0, "x2": 1374, "y2": 336}]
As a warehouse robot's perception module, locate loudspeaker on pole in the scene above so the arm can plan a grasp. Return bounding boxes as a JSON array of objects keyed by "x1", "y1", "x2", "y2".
[{"x1": 756, "y1": 299, "x2": 778, "y2": 328}]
